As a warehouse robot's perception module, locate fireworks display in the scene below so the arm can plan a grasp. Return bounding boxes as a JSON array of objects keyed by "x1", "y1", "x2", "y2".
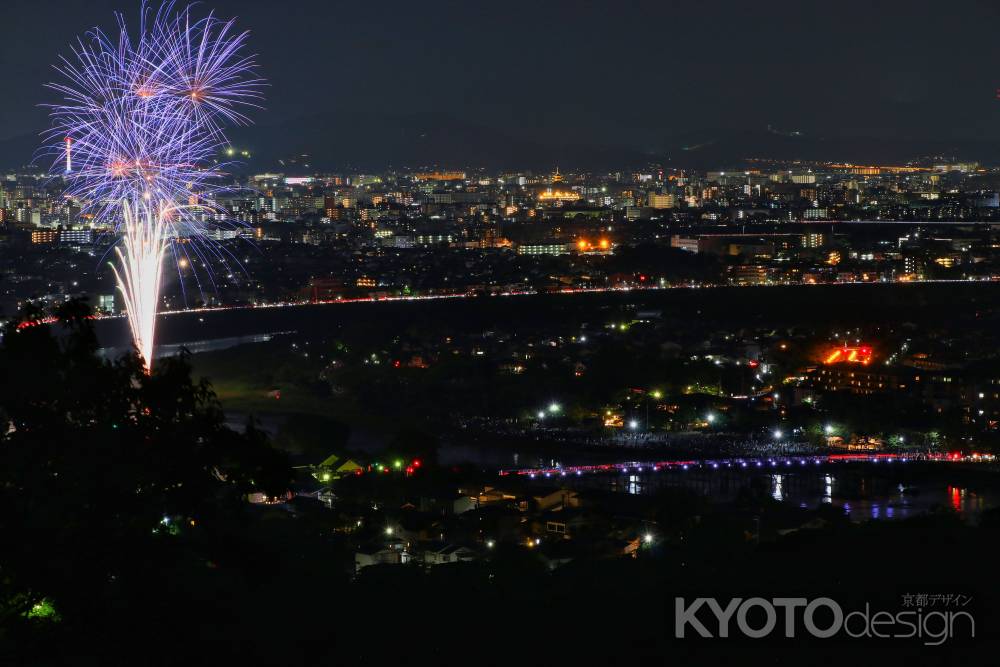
[{"x1": 45, "y1": 1, "x2": 263, "y2": 368}]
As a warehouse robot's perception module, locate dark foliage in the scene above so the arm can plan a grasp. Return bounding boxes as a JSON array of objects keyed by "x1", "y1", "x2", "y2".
[{"x1": 0, "y1": 300, "x2": 291, "y2": 654}]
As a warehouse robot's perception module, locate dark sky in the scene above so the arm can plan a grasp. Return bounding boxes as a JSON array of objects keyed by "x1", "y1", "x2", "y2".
[{"x1": 5, "y1": 0, "x2": 1000, "y2": 155}]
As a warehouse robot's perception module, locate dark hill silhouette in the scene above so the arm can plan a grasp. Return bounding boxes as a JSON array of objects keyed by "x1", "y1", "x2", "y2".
[{"x1": 3, "y1": 117, "x2": 999, "y2": 172}]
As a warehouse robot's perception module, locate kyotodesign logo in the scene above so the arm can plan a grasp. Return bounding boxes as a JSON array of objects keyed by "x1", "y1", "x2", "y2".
[{"x1": 674, "y1": 596, "x2": 975, "y2": 645}]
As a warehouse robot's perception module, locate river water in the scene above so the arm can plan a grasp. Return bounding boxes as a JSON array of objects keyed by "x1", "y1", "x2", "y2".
[{"x1": 540, "y1": 462, "x2": 998, "y2": 523}]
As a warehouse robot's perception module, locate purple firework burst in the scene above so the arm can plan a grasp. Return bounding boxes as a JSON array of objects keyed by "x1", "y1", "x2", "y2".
[
  {"x1": 43, "y1": 1, "x2": 264, "y2": 367},
  {"x1": 45, "y1": 1, "x2": 262, "y2": 222}
]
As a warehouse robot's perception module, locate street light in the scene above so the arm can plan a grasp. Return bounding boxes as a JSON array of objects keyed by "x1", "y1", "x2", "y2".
[
  {"x1": 823, "y1": 424, "x2": 834, "y2": 435},
  {"x1": 706, "y1": 413, "x2": 716, "y2": 424},
  {"x1": 548, "y1": 402, "x2": 561, "y2": 414},
  {"x1": 773, "y1": 429, "x2": 783, "y2": 439},
  {"x1": 628, "y1": 420, "x2": 639, "y2": 430}
]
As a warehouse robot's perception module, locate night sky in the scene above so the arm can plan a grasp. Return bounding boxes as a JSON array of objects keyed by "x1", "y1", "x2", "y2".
[{"x1": 5, "y1": 0, "x2": 1000, "y2": 163}]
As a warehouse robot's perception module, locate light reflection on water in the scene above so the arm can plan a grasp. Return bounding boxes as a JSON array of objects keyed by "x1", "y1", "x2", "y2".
[
  {"x1": 764, "y1": 473, "x2": 989, "y2": 522},
  {"x1": 593, "y1": 467, "x2": 996, "y2": 523},
  {"x1": 99, "y1": 332, "x2": 278, "y2": 360},
  {"x1": 628, "y1": 474, "x2": 641, "y2": 495}
]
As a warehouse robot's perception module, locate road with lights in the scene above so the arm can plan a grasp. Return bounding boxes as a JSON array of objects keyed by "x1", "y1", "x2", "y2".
[{"x1": 40, "y1": 275, "x2": 1000, "y2": 329}]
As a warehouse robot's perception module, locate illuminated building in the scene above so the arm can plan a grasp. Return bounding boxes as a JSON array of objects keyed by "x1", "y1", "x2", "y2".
[
  {"x1": 324, "y1": 197, "x2": 344, "y2": 220},
  {"x1": 903, "y1": 256, "x2": 924, "y2": 277},
  {"x1": 809, "y1": 367, "x2": 908, "y2": 395},
  {"x1": 31, "y1": 230, "x2": 58, "y2": 244},
  {"x1": 537, "y1": 188, "x2": 580, "y2": 203},
  {"x1": 516, "y1": 242, "x2": 572, "y2": 256},
  {"x1": 537, "y1": 167, "x2": 580, "y2": 203},
  {"x1": 413, "y1": 171, "x2": 466, "y2": 182},
  {"x1": 96, "y1": 294, "x2": 117, "y2": 314},
  {"x1": 480, "y1": 224, "x2": 507, "y2": 249},
  {"x1": 252, "y1": 173, "x2": 284, "y2": 185},
  {"x1": 670, "y1": 236, "x2": 699, "y2": 253},
  {"x1": 829, "y1": 164, "x2": 930, "y2": 175},
  {"x1": 647, "y1": 193, "x2": 676, "y2": 209},
  {"x1": 414, "y1": 233, "x2": 453, "y2": 245},
  {"x1": 59, "y1": 229, "x2": 92, "y2": 244},
  {"x1": 801, "y1": 232, "x2": 826, "y2": 248},
  {"x1": 933, "y1": 255, "x2": 959, "y2": 268},
  {"x1": 727, "y1": 264, "x2": 768, "y2": 285}
]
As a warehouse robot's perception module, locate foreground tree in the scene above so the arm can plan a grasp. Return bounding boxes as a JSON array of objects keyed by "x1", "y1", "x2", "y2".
[{"x1": 0, "y1": 300, "x2": 290, "y2": 640}]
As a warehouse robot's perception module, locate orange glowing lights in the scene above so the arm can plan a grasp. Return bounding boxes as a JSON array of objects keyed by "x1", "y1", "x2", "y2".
[
  {"x1": 576, "y1": 238, "x2": 612, "y2": 252},
  {"x1": 537, "y1": 188, "x2": 580, "y2": 202},
  {"x1": 823, "y1": 346, "x2": 873, "y2": 365}
]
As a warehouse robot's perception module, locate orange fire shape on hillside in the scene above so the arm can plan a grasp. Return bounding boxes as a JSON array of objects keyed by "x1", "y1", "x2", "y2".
[{"x1": 823, "y1": 345, "x2": 873, "y2": 365}]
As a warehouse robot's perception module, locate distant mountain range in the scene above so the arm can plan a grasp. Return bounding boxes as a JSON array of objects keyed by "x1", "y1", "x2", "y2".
[
  {"x1": 3, "y1": 112, "x2": 999, "y2": 173},
  {"x1": 662, "y1": 128, "x2": 1000, "y2": 169},
  {"x1": 224, "y1": 110, "x2": 653, "y2": 173},
  {"x1": 0, "y1": 133, "x2": 47, "y2": 171}
]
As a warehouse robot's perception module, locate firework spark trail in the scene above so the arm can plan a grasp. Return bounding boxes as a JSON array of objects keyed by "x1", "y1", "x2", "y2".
[
  {"x1": 45, "y1": 1, "x2": 263, "y2": 369},
  {"x1": 111, "y1": 200, "x2": 170, "y2": 366}
]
